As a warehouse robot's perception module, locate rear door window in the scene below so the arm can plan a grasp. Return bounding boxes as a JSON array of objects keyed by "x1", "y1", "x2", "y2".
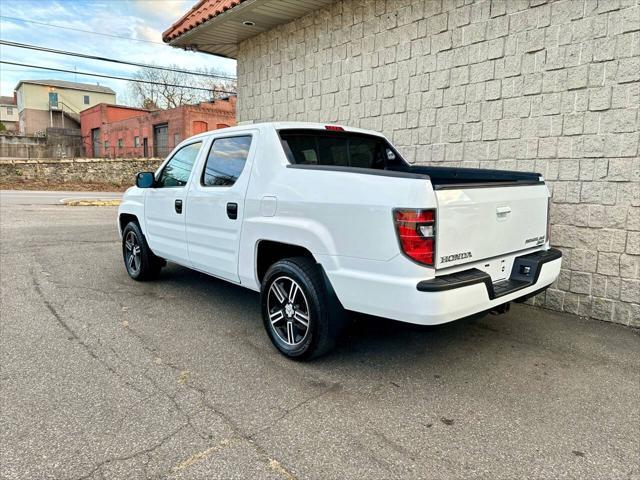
[
  {"x1": 279, "y1": 130, "x2": 402, "y2": 169},
  {"x1": 202, "y1": 135, "x2": 252, "y2": 186}
]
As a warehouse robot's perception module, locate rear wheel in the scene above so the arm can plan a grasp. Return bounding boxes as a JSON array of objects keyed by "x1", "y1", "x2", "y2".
[
  {"x1": 261, "y1": 257, "x2": 344, "y2": 360},
  {"x1": 122, "y1": 222, "x2": 162, "y2": 280}
]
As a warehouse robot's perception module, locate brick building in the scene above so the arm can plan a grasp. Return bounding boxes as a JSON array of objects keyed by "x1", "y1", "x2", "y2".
[
  {"x1": 164, "y1": 0, "x2": 640, "y2": 326},
  {"x1": 80, "y1": 104, "x2": 150, "y2": 157},
  {"x1": 80, "y1": 96, "x2": 237, "y2": 158}
]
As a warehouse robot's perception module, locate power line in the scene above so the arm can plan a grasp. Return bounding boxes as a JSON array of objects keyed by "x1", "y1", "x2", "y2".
[
  {"x1": 0, "y1": 61, "x2": 238, "y2": 95},
  {"x1": 0, "y1": 15, "x2": 166, "y2": 45},
  {"x1": 0, "y1": 40, "x2": 237, "y2": 80}
]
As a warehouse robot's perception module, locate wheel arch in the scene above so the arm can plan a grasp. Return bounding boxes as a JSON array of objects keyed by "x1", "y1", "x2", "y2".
[
  {"x1": 254, "y1": 240, "x2": 344, "y2": 312},
  {"x1": 119, "y1": 213, "x2": 139, "y2": 234},
  {"x1": 255, "y1": 240, "x2": 316, "y2": 284}
]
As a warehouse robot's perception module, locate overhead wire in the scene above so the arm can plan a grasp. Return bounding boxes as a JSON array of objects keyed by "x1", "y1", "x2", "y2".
[
  {"x1": 0, "y1": 40, "x2": 236, "y2": 80},
  {"x1": 0, "y1": 14, "x2": 167, "y2": 45},
  {"x1": 0, "y1": 60, "x2": 237, "y2": 95}
]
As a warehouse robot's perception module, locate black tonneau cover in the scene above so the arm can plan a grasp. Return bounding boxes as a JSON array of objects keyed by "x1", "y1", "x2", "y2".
[{"x1": 392, "y1": 165, "x2": 543, "y2": 189}]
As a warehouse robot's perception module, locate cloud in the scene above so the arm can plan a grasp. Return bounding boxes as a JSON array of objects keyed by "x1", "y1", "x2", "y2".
[
  {"x1": 133, "y1": 0, "x2": 194, "y2": 22},
  {"x1": 134, "y1": 24, "x2": 162, "y2": 42},
  {"x1": 0, "y1": 19, "x2": 22, "y2": 33},
  {"x1": 0, "y1": 0, "x2": 236, "y2": 102}
]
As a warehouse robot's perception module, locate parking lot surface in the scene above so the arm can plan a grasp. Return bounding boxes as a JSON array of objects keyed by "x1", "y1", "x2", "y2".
[{"x1": 1, "y1": 197, "x2": 638, "y2": 479}]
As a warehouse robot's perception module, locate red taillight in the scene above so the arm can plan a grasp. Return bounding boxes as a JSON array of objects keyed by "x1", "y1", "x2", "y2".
[
  {"x1": 394, "y1": 209, "x2": 436, "y2": 266},
  {"x1": 325, "y1": 125, "x2": 344, "y2": 131}
]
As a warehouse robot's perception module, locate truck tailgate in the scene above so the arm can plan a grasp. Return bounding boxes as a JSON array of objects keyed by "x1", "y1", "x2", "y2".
[{"x1": 435, "y1": 184, "x2": 548, "y2": 270}]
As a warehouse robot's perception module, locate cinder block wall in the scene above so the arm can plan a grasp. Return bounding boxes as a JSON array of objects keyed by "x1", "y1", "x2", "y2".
[{"x1": 237, "y1": 0, "x2": 640, "y2": 326}]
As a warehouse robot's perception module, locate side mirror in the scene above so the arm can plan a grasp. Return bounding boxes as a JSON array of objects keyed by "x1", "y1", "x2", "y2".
[{"x1": 136, "y1": 172, "x2": 155, "y2": 188}]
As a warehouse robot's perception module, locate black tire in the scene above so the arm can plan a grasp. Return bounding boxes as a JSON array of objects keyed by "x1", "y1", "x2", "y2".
[
  {"x1": 261, "y1": 257, "x2": 344, "y2": 360},
  {"x1": 122, "y1": 221, "x2": 163, "y2": 281}
]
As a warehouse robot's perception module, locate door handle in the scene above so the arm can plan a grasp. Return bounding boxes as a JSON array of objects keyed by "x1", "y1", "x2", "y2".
[
  {"x1": 175, "y1": 199, "x2": 183, "y2": 214},
  {"x1": 496, "y1": 206, "x2": 511, "y2": 215},
  {"x1": 227, "y1": 202, "x2": 238, "y2": 220}
]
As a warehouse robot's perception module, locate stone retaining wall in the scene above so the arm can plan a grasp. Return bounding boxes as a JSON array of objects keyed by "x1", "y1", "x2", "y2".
[{"x1": 0, "y1": 158, "x2": 163, "y2": 187}]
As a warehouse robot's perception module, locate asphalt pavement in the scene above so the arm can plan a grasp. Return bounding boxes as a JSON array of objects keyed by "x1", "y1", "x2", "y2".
[{"x1": 1, "y1": 194, "x2": 638, "y2": 479}]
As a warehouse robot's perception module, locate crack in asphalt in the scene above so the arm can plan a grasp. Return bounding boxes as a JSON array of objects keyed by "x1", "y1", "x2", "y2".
[
  {"x1": 248, "y1": 382, "x2": 343, "y2": 441},
  {"x1": 30, "y1": 267, "x2": 303, "y2": 479},
  {"x1": 30, "y1": 269, "x2": 148, "y2": 397},
  {"x1": 71, "y1": 424, "x2": 187, "y2": 480}
]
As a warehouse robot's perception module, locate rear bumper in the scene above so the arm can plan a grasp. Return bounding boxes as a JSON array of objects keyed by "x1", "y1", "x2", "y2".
[
  {"x1": 417, "y1": 248, "x2": 562, "y2": 298},
  {"x1": 322, "y1": 248, "x2": 562, "y2": 326}
]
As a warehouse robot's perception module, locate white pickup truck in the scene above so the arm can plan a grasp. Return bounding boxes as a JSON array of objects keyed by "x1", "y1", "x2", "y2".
[{"x1": 118, "y1": 122, "x2": 562, "y2": 359}]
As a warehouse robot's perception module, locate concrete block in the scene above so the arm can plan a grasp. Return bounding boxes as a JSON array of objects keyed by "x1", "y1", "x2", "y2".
[
  {"x1": 597, "y1": 252, "x2": 621, "y2": 276},
  {"x1": 567, "y1": 65, "x2": 588, "y2": 90},
  {"x1": 588, "y1": 87, "x2": 612, "y2": 111},
  {"x1": 570, "y1": 272, "x2": 592, "y2": 294},
  {"x1": 617, "y1": 57, "x2": 640, "y2": 83},
  {"x1": 628, "y1": 231, "x2": 640, "y2": 255},
  {"x1": 620, "y1": 279, "x2": 640, "y2": 303}
]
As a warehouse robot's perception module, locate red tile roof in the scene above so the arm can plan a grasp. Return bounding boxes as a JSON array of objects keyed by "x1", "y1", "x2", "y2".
[{"x1": 162, "y1": 0, "x2": 245, "y2": 42}]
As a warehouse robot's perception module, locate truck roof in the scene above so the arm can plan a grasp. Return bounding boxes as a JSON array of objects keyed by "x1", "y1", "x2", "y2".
[{"x1": 188, "y1": 121, "x2": 386, "y2": 141}]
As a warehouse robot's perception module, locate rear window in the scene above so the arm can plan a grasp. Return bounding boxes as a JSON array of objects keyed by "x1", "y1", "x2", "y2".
[{"x1": 279, "y1": 129, "x2": 405, "y2": 170}]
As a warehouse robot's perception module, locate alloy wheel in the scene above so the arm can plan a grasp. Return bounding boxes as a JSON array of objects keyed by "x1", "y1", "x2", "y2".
[
  {"x1": 267, "y1": 276, "x2": 311, "y2": 346},
  {"x1": 124, "y1": 231, "x2": 142, "y2": 275}
]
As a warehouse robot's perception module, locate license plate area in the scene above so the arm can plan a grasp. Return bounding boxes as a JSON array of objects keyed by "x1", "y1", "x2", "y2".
[{"x1": 479, "y1": 258, "x2": 510, "y2": 283}]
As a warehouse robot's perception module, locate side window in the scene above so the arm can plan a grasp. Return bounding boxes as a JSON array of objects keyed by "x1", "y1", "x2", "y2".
[
  {"x1": 202, "y1": 136, "x2": 252, "y2": 187},
  {"x1": 156, "y1": 142, "x2": 202, "y2": 188}
]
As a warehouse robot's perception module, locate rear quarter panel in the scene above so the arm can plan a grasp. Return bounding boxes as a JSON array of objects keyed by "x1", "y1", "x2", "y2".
[{"x1": 238, "y1": 127, "x2": 435, "y2": 289}]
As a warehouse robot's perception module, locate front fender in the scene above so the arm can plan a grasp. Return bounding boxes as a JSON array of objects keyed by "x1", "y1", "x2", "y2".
[{"x1": 117, "y1": 187, "x2": 146, "y2": 238}]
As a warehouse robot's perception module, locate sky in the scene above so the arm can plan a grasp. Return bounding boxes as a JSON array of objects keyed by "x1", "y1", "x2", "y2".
[{"x1": 0, "y1": 0, "x2": 237, "y2": 104}]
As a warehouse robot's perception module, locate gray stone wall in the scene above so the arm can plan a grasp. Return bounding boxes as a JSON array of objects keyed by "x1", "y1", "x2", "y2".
[
  {"x1": 0, "y1": 130, "x2": 83, "y2": 159},
  {"x1": 0, "y1": 158, "x2": 163, "y2": 187},
  {"x1": 237, "y1": 0, "x2": 640, "y2": 325}
]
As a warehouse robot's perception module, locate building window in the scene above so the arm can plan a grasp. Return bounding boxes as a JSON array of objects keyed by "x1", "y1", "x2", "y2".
[
  {"x1": 134, "y1": 136, "x2": 140, "y2": 148},
  {"x1": 118, "y1": 139, "x2": 123, "y2": 149},
  {"x1": 84, "y1": 95, "x2": 90, "y2": 105},
  {"x1": 173, "y1": 133, "x2": 181, "y2": 146},
  {"x1": 202, "y1": 136, "x2": 252, "y2": 187},
  {"x1": 192, "y1": 121, "x2": 208, "y2": 134},
  {"x1": 6, "y1": 107, "x2": 13, "y2": 115}
]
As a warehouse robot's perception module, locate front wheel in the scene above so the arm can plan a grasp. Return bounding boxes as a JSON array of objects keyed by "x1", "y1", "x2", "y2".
[
  {"x1": 122, "y1": 222, "x2": 162, "y2": 281},
  {"x1": 261, "y1": 257, "x2": 344, "y2": 360}
]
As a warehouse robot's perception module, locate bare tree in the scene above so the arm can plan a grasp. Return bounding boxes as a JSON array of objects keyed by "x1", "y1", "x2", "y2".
[
  {"x1": 196, "y1": 67, "x2": 237, "y2": 101},
  {"x1": 127, "y1": 65, "x2": 237, "y2": 110}
]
